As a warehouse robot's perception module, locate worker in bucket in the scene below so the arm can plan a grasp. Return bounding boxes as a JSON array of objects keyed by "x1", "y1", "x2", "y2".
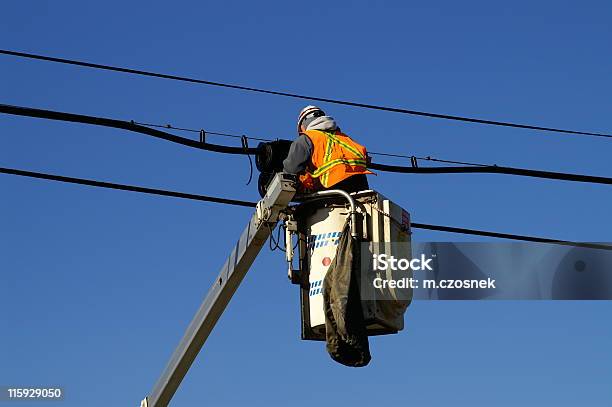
[
  {"x1": 283, "y1": 105, "x2": 372, "y2": 193},
  {"x1": 284, "y1": 105, "x2": 374, "y2": 366}
]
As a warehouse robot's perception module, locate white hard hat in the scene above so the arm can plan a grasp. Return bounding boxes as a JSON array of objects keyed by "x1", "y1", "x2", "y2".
[{"x1": 297, "y1": 105, "x2": 325, "y2": 133}]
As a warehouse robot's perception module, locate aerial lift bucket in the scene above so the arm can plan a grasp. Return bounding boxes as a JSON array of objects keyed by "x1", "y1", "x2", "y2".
[{"x1": 289, "y1": 189, "x2": 413, "y2": 341}]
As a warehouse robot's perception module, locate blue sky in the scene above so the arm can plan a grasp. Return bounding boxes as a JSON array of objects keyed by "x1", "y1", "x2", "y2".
[{"x1": 1, "y1": 1, "x2": 611, "y2": 406}]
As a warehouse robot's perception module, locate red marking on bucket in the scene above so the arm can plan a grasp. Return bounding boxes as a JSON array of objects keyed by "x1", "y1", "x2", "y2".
[{"x1": 322, "y1": 257, "x2": 331, "y2": 267}]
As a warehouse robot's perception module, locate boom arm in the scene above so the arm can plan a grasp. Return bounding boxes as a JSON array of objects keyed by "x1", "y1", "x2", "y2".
[{"x1": 141, "y1": 173, "x2": 297, "y2": 407}]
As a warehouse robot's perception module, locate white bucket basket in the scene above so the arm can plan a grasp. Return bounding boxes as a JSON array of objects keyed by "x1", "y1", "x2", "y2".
[{"x1": 295, "y1": 190, "x2": 412, "y2": 341}]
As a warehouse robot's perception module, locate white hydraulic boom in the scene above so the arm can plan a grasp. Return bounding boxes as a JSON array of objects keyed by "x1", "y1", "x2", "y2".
[{"x1": 140, "y1": 173, "x2": 297, "y2": 407}]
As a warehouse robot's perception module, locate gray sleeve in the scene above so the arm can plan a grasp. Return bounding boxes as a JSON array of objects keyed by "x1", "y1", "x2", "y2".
[{"x1": 283, "y1": 134, "x2": 313, "y2": 174}]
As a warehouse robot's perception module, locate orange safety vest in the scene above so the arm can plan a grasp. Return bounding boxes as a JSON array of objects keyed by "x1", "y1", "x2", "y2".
[{"x1": 299, "y1": 129, "x2": 372, "y2": 191}]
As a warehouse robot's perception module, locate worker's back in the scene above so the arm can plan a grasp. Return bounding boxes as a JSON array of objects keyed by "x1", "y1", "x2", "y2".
[{"x1": 283, "y1": 105, "x2": 371, "y2": 193}]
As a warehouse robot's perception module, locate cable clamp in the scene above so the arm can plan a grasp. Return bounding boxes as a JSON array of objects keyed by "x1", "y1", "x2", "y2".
[{"x1": 410, "y1": 156, "x2": 419, "y2": 168}]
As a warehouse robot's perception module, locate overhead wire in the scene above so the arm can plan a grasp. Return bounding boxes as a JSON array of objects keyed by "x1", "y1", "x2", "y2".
[
  {"x1": 367, "y1": 162, "x2": 612, "y2": 185},
  {"x1": 128, "y1": 123, "x2": 490, "y2": 168},
  {"x1": 369, "y1": 151, "x2": 489, "y2": 167},
  {"x1": 132, "y1": 123, "x2": 489, "y2": 167},
  {"x1": 1, "y1": 49, "x2": 611, "y2": 139},
  {"x1": 0, "y1": 103, "x2": 257, "y2": 155},
  {"x1": 409, "y1": 222, "x2": 610, "y2": 249},
  {"x1": 131, "y1": 120, "x2": 273, "y2": 142},
  {"x1": 61, "y1": 113, "x2": 612, "y2": 185},
  {"x1": 1, "y1": 164, "x2": 610, "y2": 251},
  {"x1": 0, "y1": 165, "x2": 256, "y2": 207},
  {"x1": 2, "y1": 103, "x2": 611, "y2": 186}
]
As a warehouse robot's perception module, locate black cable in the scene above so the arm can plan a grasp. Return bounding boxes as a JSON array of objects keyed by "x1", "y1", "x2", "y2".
[
  {"x1": 369, "y1": 151, "x2": 489, "y2": 167},
  {"x1": 275, "y1": 223, "x2": 284, "y2": 252},
  {"x1": 0, "y1": 166, "x2": 256, "y2": 207},
  {"x1": 131, "y1": 121, "x2": 201, "y2": 134},
  {"x1": 2, "y1": 49, "x2": 610, "y2": 139},
  {"x1": 410, "y1": 223, "x2": 611, "y2": 251},
  {"x1": 132, "y1": 120, "x2": 273, "y2": 142},
  {"x1": 267, "y1": 222, "x2": 283, "y2": 252},
  {"x1": 268, "y1": 224, "x2": 276, "y2": 251},
  {"x1": 29, "y1": 111, "x2": 586, "y2": 174},
  {"x1": 368, "y1": 162, "x2": 612, "y2": 185},
  {"x1": 418, "y1": 157, "x2": 489, "y2": 167},
  {"x1": 1, "y1": 165, "x2": 610, "y2": 251},
  {"x1": 0, "y1": 103, "x2": 257, "y2": 155},
  {"x1": 2, "y1": 103, "x2": 611, "y2": 186},
  {"x1": 241, "y1": 135, "x2": 253, "y2": 186}
]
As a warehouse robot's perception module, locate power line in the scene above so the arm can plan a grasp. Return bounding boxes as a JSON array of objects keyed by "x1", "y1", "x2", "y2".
[
  {"x1": 0, "y1": 103, "x2": 257, "y2": 155},
  {"x1": 1, "y1": 49, "x2": 611, "y2": 139},
  {"x1": 409, "y1": 223, "x2": 610, "y2": 250},
  {"x1": 136, "y1": 122, "x2": 494, "y2": 168},
  {"x1": 132, "y1": 123, "x2": 484, "y2": 167},
  {"x1": 3, "y1": 103, "x2": 612, "y2": 186},
  {"x1": 131, "y1": 121, "x2": 273, "y2": 142},
  {"x1": 111, "y1": 121, "x2": 611, "y2": 181},
  {"x1": 127, "y1": 122, "x2": 612, "y2": 184},
  {"x1": 369, "y1": 151, "x2": 489, "y2": 167},
  {"x1": 0, "y1": 166, "x2": 256, "y2": 207},
  {"x1": 368, "y1": 162, "x2": 612, "y2": 185},
  {"x1": 1, "y1": 165, "x2": 610, "y2": 251}
]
